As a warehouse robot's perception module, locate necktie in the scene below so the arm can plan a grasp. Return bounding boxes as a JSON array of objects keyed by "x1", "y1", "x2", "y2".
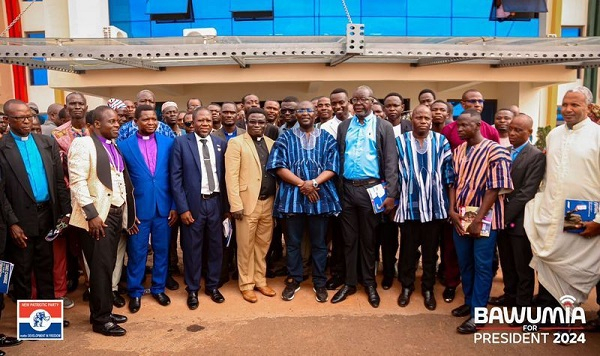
[{"x1": 200, "y1": 138, "x2": 216, "y2": 192}]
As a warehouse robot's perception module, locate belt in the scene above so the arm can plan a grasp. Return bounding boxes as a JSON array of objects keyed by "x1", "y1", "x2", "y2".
[
  {"x1": 201, "y1": 192, "x2": 219, "y2": 200},
  {"x1": 344, "y1": 178, "x2": 380, "y2": 187},
  {"x1": 36, "y1": 201, "x2": 50, "y2": 211},
  {"x1": 258, "y1": 194, "x2": 272, "y2": 201},
  {"x1": 109, "y1": 204, "x2": 124, "y2": 213}
]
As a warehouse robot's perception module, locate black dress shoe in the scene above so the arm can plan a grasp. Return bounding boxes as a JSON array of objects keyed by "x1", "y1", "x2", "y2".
[
  {"x1": 0, "y1": 350, "x2": 5, "y2": 356},
  {"x1": 187, "y1": 291, "x2": 199, "y2": 310},
  {"x1": 457, "y1": 317, "x2": 478, "y2": 334},
  {"x1": 488, "y1": 294, "x2": 516, "y2": 306},
  {"x1": 452, "y1": 304, "x2": 471, "y2": 317},
  {"x1": 165, "y1": 275, "x2": 180, "y2": 291},
  {"x1": 366, "y1": 286, "x2": 380, "y2": 308},
  {"x1": 423, "y1": 290, "x2": 436, "y2": 311},
  {"x1": 0, "y1": 334, "x2": 22, "y2": 347},
  {"x1": 113, "y1": 291, "x2": 126, "y2": 308},
  {"x1": 67, "y1": 278, "x2": 79, "y2": 293},
  {"x1": 128, "y1": 297, "x2": 141, "y2": 313},
  {"x1": 63, "y1": 320, "x2": 70, "y2": 328},
  {"x1": 83, "y1": 288, "x2": 91, "y2": 302},
  {"x1": 381, "y1": 276, "x2": 393, "y2": 290},
  {"x1": 111, "y1": 313, "x2": 128, "y2": 324},
  {"x1": 331, "y1": 285, "x2": 356, "y2": 304},
  {"x1": 325, "y1": 275, "x2": 344, "y2": 291},
  {"x1": 443, "y1": 287, "x2": 456, "y2": 303},
  {"x1": 205, "y1": 289, "x2": 225, "y2": 303},
  {"x1": 152, "y1": 292, "x2": 171, "y2": 306},
  {"x1": 92, "y1": 322, "x2": 126, "y2": 337},
  {"x1": 397, "y1": 287, "x2": 413, "y2": 307}
]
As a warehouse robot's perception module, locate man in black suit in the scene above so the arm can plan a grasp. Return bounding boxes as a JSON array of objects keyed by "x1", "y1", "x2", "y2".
[
  {"x1": 0, "y1": 99, "x2": 71, "y2": 304},
  {"x1": 489, "y1": 113, "x2": 545, "y2": 309}
]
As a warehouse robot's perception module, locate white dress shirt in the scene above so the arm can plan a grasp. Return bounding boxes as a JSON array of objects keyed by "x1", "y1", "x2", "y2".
[{"x1": 194, "y1": 133, "x2": 220, "y2": 194}]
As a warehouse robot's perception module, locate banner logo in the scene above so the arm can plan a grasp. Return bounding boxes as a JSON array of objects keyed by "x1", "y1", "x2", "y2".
[{"x1": 17, "y1": 300, "x2": 63, "y2": 340}]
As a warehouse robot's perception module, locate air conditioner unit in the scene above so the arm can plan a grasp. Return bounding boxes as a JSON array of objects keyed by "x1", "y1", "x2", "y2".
[
  {"x1": 103, "y1": 26, "x2": 128, "y2": 39},
  {"x1": 183, "y1": 28, "x2": 217, "y2": 44}
]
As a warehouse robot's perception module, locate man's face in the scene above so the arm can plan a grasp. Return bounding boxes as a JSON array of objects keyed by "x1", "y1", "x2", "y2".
[
  {"x1": 372, "y1": 104, "x2": 385, "y2": 119},
  {"x1": 316, "y1": 97, "x2": 333, "y2": 121},
  {"x1": 351, "y1": 88, "x2": 373, "y2": 119},
  {"x1": 207, "y1": 104, "x2": 222, "y2": 126},
  {"x1": 183, "y1": 113, "x2": 194, "y2": 133},
  {"x1": 177, "y1": 111, "x2": 186, "y2": 128},
  {"x1": 136, "y1": 109, "x2": 158, "y2": 136},
  {"x1": 411, "y1": 106, "x2": 432, "y2": 136},
  {"x1": 243, "y1": 95, "x2": 260, "y2": 113},
  {"x1": 456, "y1": 114, "x2": 479, "y2": 140},
  {"x1": 116, "y1": 108, "x2": 128, "y2": 126},
  {"x1": 263, "y1": 100, "x2": 280, "y2": 123},
  {"x1": 280, "y1": 101, "x2": 297, "y2": 124},
  {"x1": 383, "y1": 95, "x2": 404, "y2": 121},
  {"x1": 221, "y1": 103, "x2": 237, "y2": 127},
  {"x1": 494, "y1": 110, "x2": 513, "y2": 134},
  {"x1": 461, "y1": 91, "x2": 484, "y2": 113},
  {"x1": 296, "y1": 101, "x2": 316, "y2": 129},
  {"x1": 95, "y1": 110, "x2": 120, "y2": 140},
  {"x1": 561, "y1": 92, "x2": 590, "y2": 128},
  {"x1": 330, "y1": 92, "x2": 349, "y2": 120},
  {"x1": 124, "y1": 100, "x2": 136, "y2": 119},
  {"x1": 136, "y1": 92, "x2": 155, "y2": 109},
  {"x1": 193, "y1": 109, "x2": 213, "y2": 137},
  {"x1": 246, "y1": 113, "x2": 267, "y2": 138},
  {"x1": 162, "y1": 106, "x2": 178, "y2": 126},
  {"x1": 187, "y1": 99, "x2": 201, "y2": 113},
  {"x1": 431, "y1": 102, "x2": 448, "y2": 125},
  {"x1": 0, "y1": 116, "x2": 8, "y2": 133},
  {"x1": 66, "y1": 94, "x2": 88, "y2": 120},
  {"x1": 508, "y1": 116, "x2": 532, "y2": 148},
  {"x1": 31, "y1": 118, "x2": 42, "y2": 134},
  {"x1": 419, "y1": 93, "x2": 435, "y2": 107},
  {"x1": 7, "y1": 103, "x2": 34, "y2": 136}
]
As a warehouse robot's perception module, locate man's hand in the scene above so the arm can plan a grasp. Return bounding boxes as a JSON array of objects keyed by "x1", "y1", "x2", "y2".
[
  {"x1": 382, "y1": 197, "x2": 396, "y2": 214},
  {"x1": 168, "y1": 210, "x2": 179, "y2": 227},
  {"x1": 60, "y1": 215, "x2": 70, "y2": 226},
  {"x1": 466, "y1": 218, "x2": 483, "y2": 237},
  {"x1": 449, "y1": 211, "x2": 466, "y2": 236},
  {"x1": 299, "y1": 180, "x2": 317, "y2": 196},
  {"x1": 10, "y1": 224, "x2": 28, "y2": 248},
  {"x1": 127, "y1": 217, "x2": 141, "y2": 235},
  {"x1": 88, "y1": 217, "x2": 108, "y2": 240},
  {"x1": 307, "y1": 191, "x2": 320, "y2": 203},
  {"x1": 231, "y1": 210, "x2": 244, "y2": 220},
  {"x1": 180, "y1": 211, "x2": 195, "y2": 225},
  {"x1": 580, "y1": 221, "x2": 600, "y2": 238}
]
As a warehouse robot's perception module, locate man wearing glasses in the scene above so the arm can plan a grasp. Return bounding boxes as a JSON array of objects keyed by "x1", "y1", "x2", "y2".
[
  {"x1": 278, "y1": 96, "x2": 299, "y2": 134},
  {"x1": 331, "y1": 86, "x2": 399, "y2": 308},
  {"x1": 213, "y1": 102, "x2": 245, "y2": 142}
]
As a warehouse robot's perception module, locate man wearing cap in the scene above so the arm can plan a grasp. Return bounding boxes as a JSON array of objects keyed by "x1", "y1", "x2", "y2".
[
  {"x1": 162, "y1": 102, "x2": 183, "y2": 136},
  {"x1": 107, "y1": 99, "x2": 129, "y2": 127}
]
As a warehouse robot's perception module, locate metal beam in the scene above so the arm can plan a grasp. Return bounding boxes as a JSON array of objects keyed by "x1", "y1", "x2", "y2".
[
  {"x1": 410, "y1": 57, "x2": 472, "y2": 67},
  {"x1": 0, "y1": 57, "x2": 84, "y2": 74},
  {"x1": 328, "y1": 53, "x2": 355, "y2": 67},
  {"x1": 231, "y1": 56, "x2": 248, "y2": 68},
  {"x1": 567, "y1": 61, "x2": 600, "y2": 69},
  {"x1": 491, "y1": 57, "x2": 584, "y2": 68},
  {"x1": 94, "y1": 57, "x2": 164, "y2": 71}
]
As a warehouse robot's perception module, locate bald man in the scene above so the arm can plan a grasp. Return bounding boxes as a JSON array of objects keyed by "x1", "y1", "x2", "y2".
[{"x1": 42, "y1": 103, "x2": 65, "y2": 135}]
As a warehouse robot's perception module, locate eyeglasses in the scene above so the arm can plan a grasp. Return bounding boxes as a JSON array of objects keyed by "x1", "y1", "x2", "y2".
[
  {"x1": 247, "y1": 120, "x2": 267, "y2": 126},
  {"x1": 350, "y1": 97, "x2": 373, "y2": 105},
  {"x1": 296, "y1": 109, "x2": 314, "y2": 114},
  {"x1": 184, "y1": 121, "x2": 193, "y2": 127},
  {"x1": 465, "y1": 99, "x2": 485, "y2": 104},
  {"x1": 281, "y1": 108, "x2": 296, "y2": 114},
  {"x1": 7, "y1": 115, "x2": 34, "y2": 121}
]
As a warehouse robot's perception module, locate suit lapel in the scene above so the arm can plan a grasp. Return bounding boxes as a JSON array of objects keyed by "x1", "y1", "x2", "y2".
[
  {"x1": 187, "y1": 134, "x2": 202, "y2": 172},
  {"x1": 244, "y1": 134, "x2": 261, "y2": 166},
  {"x1": 127, "y1": 135, "x2": 153, "y2": 177},
  {"x1": 92, "y1": 135, "x2": 113, "y2": 190},
  {"x1": 1, "y1": 135, "x2": 35, "y2": 201},
  {"x1": 155, "y1": 134, "x2": 168, "y2": 173},
  {"x1": 512, "y1": 143, "x2": 532, "y2": 171},
  {"x1": 212, "y1": 136, "x2": 223, "y2": 173}
]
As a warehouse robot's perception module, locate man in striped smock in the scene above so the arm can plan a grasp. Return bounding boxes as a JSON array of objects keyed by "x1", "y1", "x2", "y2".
[
  {"x1": 394, "y1": 104, "x2": 454, "y2": 312},
  {"x1": 448, "y1": 109, "x2": 513, "y2": 334}
]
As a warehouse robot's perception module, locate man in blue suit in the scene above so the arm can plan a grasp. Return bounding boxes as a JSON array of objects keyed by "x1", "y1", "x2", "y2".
[
  {"x1": 170, "y1": 107, "x2": 228, "y2": 310},
  {"x1": 119, "y1": 105, "x2": 178, "y2": 313}
]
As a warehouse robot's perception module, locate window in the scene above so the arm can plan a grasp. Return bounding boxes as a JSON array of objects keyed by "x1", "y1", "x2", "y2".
[
  {"x1": 490, "y1": 0, "x2": 547, "y2": 22},
  {"x1": 231, "y1": 0, "x2": 273, "y2": 21},
  {"x1": 147, "y1": 0, "x2": 193, "y2": 23},
  {"x1": 26, "y1": 32, "x2": 48, "y2": 86},
  {"x1": 561, "y1": 27, "x2": 582, "y2": 38}
]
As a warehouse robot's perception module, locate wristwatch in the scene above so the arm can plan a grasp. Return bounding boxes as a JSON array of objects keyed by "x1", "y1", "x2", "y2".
[{"x1": 312, "y1": 179, "x2": 319, "y2": 188}]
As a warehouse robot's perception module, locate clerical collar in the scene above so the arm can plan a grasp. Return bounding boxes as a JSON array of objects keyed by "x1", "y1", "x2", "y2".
[
  {"x1": 136, "y1": 132, "x2": 154, "y2": 140},
  {"x1": 96, "y1": 134, "x2": 113, "y2": 144},
  {"x1": 252, "y1": 136, "x2": 263, "y2": 141},
  {"x1": 10, "y1": 130, "x2": 29, "y2": 141}
]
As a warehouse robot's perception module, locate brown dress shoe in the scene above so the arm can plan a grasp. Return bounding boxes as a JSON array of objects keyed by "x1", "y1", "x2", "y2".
[
  {"x1": 242, "y1": 290, "x2": 258, "y2": 303},
  {"x1": 255, "y1": 286, "x2": 276, "y2": 297}
]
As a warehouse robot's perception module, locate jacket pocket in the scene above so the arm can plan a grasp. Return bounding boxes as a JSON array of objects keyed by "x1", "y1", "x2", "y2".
[{"x1": 239, "y1": 184, "x2": 248, "y2": 192}]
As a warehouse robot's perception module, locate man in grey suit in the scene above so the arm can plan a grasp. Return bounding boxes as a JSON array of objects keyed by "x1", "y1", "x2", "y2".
[
  {"x1": 213, "y1": 102, "x2": 245, "y2": 142},
  {"x1": 489, "y1": 113, "x2": 545, "y2": 309}
]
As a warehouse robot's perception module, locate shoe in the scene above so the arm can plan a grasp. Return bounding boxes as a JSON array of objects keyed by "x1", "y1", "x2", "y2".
[
  {"x1": 152, "y1": 292, "x2": 171, "y2": 306},
  {"x1": 314, "y1": 286, "x2": 328, "y2": 303},
  {"x1": 60, "y1": 296, "x2": 75, "y2": 309},
  {"x1": 92, "y1": 322, "x2": 126, "y2": 337},
  {"x1": 0, "y1": 334, "x2": 22, "y2": 347},
  {"x1": 187, "y1": 291, "x2": 199, "y2": 310},
  {"x1": 241, "y1": 290, "x2": 258, "y2": 303},
  {"x1": 583, "y1": 317, "x2": 600, "y2": 332},
  {"x1": 325, "y1": 275, "x2": 344, "y2": 290},
  {"x1": 67, "y1": 278, "x2": 79, "y2": 293},
  {"x1": 128, "y1": 297, "x2": 141, "y2": 313},
  {"x1": 63, "y1": 320, "x2": 70, "y2": 328},
  {"x1": 452, "y1": 304, "x2": 471, "y2": 317},
  {"x1": 83, "y1": 288, "x2": 90, "y2": 302},
  {"x1": 457, "y1": 317, "x2": 477, "y2": 334},
  {"x1": 423, "y1": 290, "x2": 436, "y2": 310},
  {"x1": 381, "y1": 276, "x2": 393, "y2": 290},
  {"x1": 488, "y1": 294, "x2": 516, "y2": 307},
  {"x1": 255, "y1": 286, "x2": 276, "y2": 297},
  {"x1": 205, "y1": 289, "x2": 225, "y2": 303},
  {"x1": 397, "y1": 287, "x2": 413, "y2": 307},
  {"x1": 165, "y1": 275, "x2": 180, "y2": 291},
  {"x1": 113, "y1": 291, "x2": 126, "y2": 308},
  {"x1": 331, "y1": 285, "x2": 357, "y2": 304},
  {"x1": 110, "y1": 313, "x2": 128, "y2": 324},
  {"x1": 443, "y1": 287, "x2": 456, "y2": 303},
  {"x1": 366, "y1": 286, "x2": 380, "y2": 308},
  {"x1": 0, "y1": 350, "x2": 5, "y2": 356},
  {"x1": 282, "y1": 280, "x2": 301, "y2": 301}
]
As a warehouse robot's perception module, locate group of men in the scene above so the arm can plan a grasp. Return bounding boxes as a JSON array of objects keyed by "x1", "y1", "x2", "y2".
[{"x1": 0, "y1": 84, "x2": 598, "y2": 347}]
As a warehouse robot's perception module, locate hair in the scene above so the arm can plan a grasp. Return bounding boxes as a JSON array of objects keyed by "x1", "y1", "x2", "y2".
[
  {"x1": 208, "y1": 102, "x2": 221, "y2": 109},
  {"x1": 282, "y1": 96, "x2": 299, "y2": 103},
  {"x1": 247, "y1": 107, "x2": 266, "y2": 117},
  {"x1": 461, "y1": 89, "x2": 482, "y2": 101},
  {"x1": 263, "y1": 99, "x2": 280, "y2": 107},
  {"x1": 459, "y1": 108, "x2": 482, "y2": 122},
  {"x1": 330, "y1": 88, "x2": 348, "y2": 96},
  {"x1": 2, "y1": 99, "x2": 26, "y2": 115},
  {"x1": 356, "y1": 85, "x2": 374, "y2": 97},
  {"x1": 92, "y1": 105, "x2": 114, "y2": 124},
  {"x1": 311, "y1": 96, "x2": 326, "y2": 102},
  {"x1": 186, "y1": 97, "x2": 202, "y2": 107},
  {"x1": 495, "y1": 108, "x2": 515, "y2": 117},
  {"x1": 135, "y1": 104, "x2": 155, "y2": 120},
  {"x1": 514, "y1": 113, "x2": 534, "y2": 128},
  {"x1": 566, "y1": 86, "x2": 593, "y2": 105},
  {"x1": 66, "y1": 92, "x2": 86, "y2": 104},
  {"x1": 383, "y1": 92, "x2": 404, "y2": 102},
  {"x1": 192, "y1": 106, "x2": 210, "y2": 119},
  {"x1": 85, "y1": 110, "x2": 95, "y2": 126},
  {"x1": 418, "y1": 89, "x2": 436, "y2": 100},
  {"x1": 136, "y1": 90, "x2": 155, "y2": 102},
  {"x1": 241, "y1": 94, "x2": 258, "y2": 104},
  {"x1": 431, "y1": 99, "x2": 450, "y2": 111},
  {"x1": 221, "y1": 101, "x2": 237, "y2": 110},
  {"x1": 58, "y1": 108, "x2": 68, "y2": 120},
  {"x1": 412, "y1": 104, "x2": 431, "y2": 115}
]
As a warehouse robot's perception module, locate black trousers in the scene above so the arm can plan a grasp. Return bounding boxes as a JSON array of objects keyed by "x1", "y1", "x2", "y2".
[
  {"x1": 80, "y1": 206, "x2": 123, "y2": 326},
  {"x1": 376, "y1": 219, "x2": 399, "y2": 280},
  {"x1": 497, "y1": 230, "x2": 535, "y2": 306},
  {"x1": 399, "y1": 220, "x2": 442, "y2": 291},
  {"x1": 340, "y1": 182, "x2": 380, "y2": 287},
  {"x1": 9, "y1": 206, "x2": 54, "y2": 300},
  {"x1": 266, "y1": 218, "x2": 284, "y2": 272}
]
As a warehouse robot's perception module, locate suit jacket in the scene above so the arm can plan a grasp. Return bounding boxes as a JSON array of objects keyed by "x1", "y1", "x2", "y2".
[
  {"x1": 236, "y1": 120, "x2": 279, "y2": 141},
  {"x1": 68, "y1": 135, "x2": 135, "y2": 231},
  {"x1": 170, "y1": 133, "x2": 228, "y2": 217},
  {"x1": 337, "y1": 115, "x2": 399, "y2": 199},
  {"x1": 504, "y1": 143, "x2": 546, "y2": 235},
  {"x1": 225, "y1": 133, "x2": 274, "y2": 215},
  {"x1": 0, "y1": 133, "x2": 71, "y2": 237},
  {"x1": 0, "y1": 170, "x2": 17, "y2": 256},
  {"x1": 213, "y1": 126, "x2": 246, "y2": 142},
  {"x1": 118, "y1": 133, "x2": 175, "y2": 220}
]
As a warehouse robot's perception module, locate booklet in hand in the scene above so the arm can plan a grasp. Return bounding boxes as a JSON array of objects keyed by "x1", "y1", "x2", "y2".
[
  {"x1": 564, "y1": 199, "x2": 599, "y2": 233},
  {"x1": 459, "y1": 206, "x2": 493, "y2": 237}
]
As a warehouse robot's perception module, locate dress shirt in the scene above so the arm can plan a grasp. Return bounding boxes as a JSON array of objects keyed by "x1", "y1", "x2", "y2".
[
  {"x1": 224, "y1": 129, "x2": 238, "y2": 142},
  {"x1": 252, "y1": 136, "x2": 276, "y2": 197},
  {"x1": 343, "y1": 113, "x2": 380, "y2": 180},
  {"x1": 320, "y1": 117, "x2": 341, "y2": 139},
  {"x1": 279, "y1": 121, "x2": 299, "y2": 135},
  {"x1": 10, "y1": 131, "x2": 50, "y2": 203},
  {"x1": 511, "y1": 141, "x2": 528, "y2": 161},
  {"x1": 136, "y1": 133, "x2": 157, "y2": 175},
  {"x1": 97, "y1": 135, "x2": 126, "y2": 207},
  {"x1": 194, "y1": 133, "x2": 220, "y2": 194}
]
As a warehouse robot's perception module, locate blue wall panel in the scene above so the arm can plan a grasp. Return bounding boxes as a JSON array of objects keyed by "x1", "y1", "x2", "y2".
[
  {"x1": 361, "y1": 17, "x2": 406, "y2": 36},
  {"x1": 191, "y1": 19, "x2": 233, "y2": 35},
  {"x1": 496, "y1": 19, "x2": 539, "y2": 37},
  {"x1": 361, "y1": 0, "x2": 406, "y2": 17},
  {"x1": 130, "y1": 0, "x2": 151, "y2": 21},
  {"x1": 194, "y1": 0, "x2": 232, "y2": 19},
  {"x1": 452, "y1": 0, "x2": 492, "y2": 18},
  {"x1": 318, "y1": 17, "x2": 348, "y2": 36},
  {"x1": 452, "y1": 18, "x2": 495, "y2": 36},
  {"x1": 127, "y1": 21, "x2": 152, "y2": 37},
  {"x1": 108, "y1": 1, "x2": 130, "y2": 22},
  {"x1": 232, "y1": 20, "x2": 274, "y2": 35},
  {"x1": 274, "y1": 17, "x2": 315, "y2": 36},
  {"x1": 318, "y1": 0, "x2": 360, "y2": 17},
  {"x1": 275, "y1": 0, "x2": 314, "y2": 17},
  {"x1": 407, "y1": 0, "x2": 451, "y2": 17},
  {"x1": 230, "y1": 0, "x2": 273, "y2": 12},
  {"x1": 151, "y1": 22, "x2": 193, "y2": 37},
  {"x1": 407, "y1": 17, "x2": 451, "y2": 36}
]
